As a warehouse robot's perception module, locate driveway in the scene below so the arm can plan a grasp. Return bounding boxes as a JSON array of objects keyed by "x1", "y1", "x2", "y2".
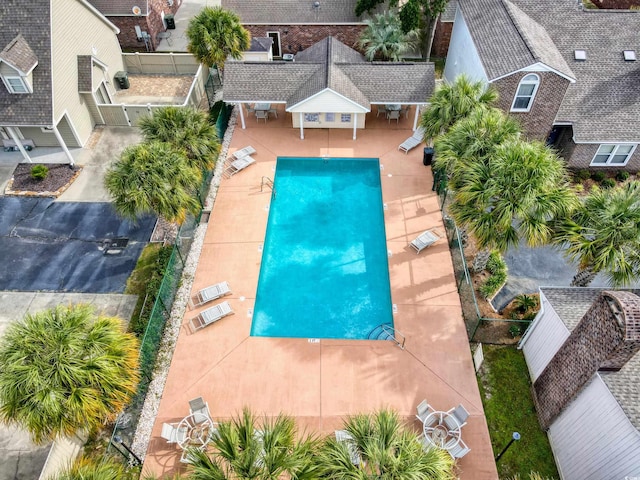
[{"x1": 0, "y1": 197, "x2": 155, "y2": 292}]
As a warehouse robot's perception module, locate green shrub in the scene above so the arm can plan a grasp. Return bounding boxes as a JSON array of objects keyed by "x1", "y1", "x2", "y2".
[
  {"x1": 509, "y1": 324, "x2": 522, "y2": 338},
  {"x1": 486, "y1": 251, "x2": 507, "y2": 274},
  {"x1": 601, "y1": 178, "x2": 616, "y2": 189},
  {"x1": 591, "y1": 171, "x2": 606, "y2": 182},
  {"x1": 573, "y1": 183, "x2": 584, "y2": 193},
  {"x1": 616, "y1": 170, "x2": 630, "y2": 182},
  {"x1": 30, "y1": 165, "x2": 48, "y2": 180},
  {"x1": 480, "y1": 271, "x2": 507, "y2": 299},
  {"x1": 575, "y1": 169, "x2": 591, "y2": 181},
  {"x1": 514, "y1": 294, "x2": 538, "y2": 313}
]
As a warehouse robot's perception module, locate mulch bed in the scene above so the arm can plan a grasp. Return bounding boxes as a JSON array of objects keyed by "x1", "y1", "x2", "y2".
[{"x1": 6, "y1": 163, "x2": 82, "y2": 197}]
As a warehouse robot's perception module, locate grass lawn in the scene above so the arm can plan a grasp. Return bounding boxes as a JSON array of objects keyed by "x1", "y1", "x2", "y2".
[{"x1": 477, "y1": 345, "x2": 559, "y2": 479}]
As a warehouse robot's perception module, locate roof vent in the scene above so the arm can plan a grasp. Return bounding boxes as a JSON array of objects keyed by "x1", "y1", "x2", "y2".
[
  {"x1": 624, "y1": 50, "x2": 636, "y2": 61},
  {"x1": 574, "y1": 50, "x2": 586, "y2": 61}
]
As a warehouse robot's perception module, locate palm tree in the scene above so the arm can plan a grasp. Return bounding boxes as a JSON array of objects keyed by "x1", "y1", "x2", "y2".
[
  {"x1": 0, "y1": 305, "x2": 139, "y2": 444},
  {"x1": 188, "y1": 408, "x2": 320, "y2": 480},
  {"x1": 420, "y1": 75, "x2": 498, "y2": 142},
  {"x1": 52, "y1": 457, "x2": 135, "y2": 480},
  {"x1": 449, "y1": 138, "x2": 576, "y2": 271},
  {"x1": 553, "y1": 181, "x2": 640, "y2": 287},
  {"x1": 357, "y1": 12, "x2": 419, "y2": 61},
  {"x1": 186, "y1": 6, "x2": 251, "y2": 69},
  {"x1": 105, "y1": 141, "x2": 202, "y2": 224},
  {"x1": 138, "y1": 107, "x2": 221, "y2": 172},
  {"x1": 318, "y1": 409, "x2": 455, "y2": 480}
]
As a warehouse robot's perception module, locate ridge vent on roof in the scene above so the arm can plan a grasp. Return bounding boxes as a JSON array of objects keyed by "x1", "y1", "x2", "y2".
[
  {"x1": 623, "y1": 50, "x2": 636, "y2": 61},
  {"x1": 574, "y1": 49, "x2": 586, "y2": 61}
]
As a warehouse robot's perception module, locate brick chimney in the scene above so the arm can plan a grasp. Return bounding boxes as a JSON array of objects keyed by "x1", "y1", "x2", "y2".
[{"x1": 533, "y1": 291, "x2": 640, "y2": 430}]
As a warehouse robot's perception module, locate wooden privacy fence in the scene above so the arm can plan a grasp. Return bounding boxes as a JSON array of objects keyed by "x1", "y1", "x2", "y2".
[{"x1": 122, "y1": 52, "x2": 200, "y2": 74}]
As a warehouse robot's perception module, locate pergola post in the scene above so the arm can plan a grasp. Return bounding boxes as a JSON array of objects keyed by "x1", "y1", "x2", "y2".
[
  {"x1": 299, "y1": 112, "x2": 304, "y2": 139},
  {"x1": 239, "y1": 103, "x2": 246, "y2": 129},
  {"x1": 413, "y1": 105, "x2": 421, "y2": 131},
  {"x1": 352, "y1": 113, "x2": 357, "y2": 140}
]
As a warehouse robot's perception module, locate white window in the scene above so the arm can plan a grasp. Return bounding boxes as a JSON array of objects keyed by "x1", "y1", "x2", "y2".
[
  {"x1": 325, "y1": 113, "x2": 335, "y2": 122},
  {"x1": 341, "y1": 114, "x2": 352, "y2": 123},
  {"x1": 591, "y1": 144, "x2": 636, "y2": 166},
  {"x1": 2, "y1": 76, "x2": 30, "y2": 94},
  {"x1": 511, "y1": 74, "x2": 539, "y2": 112},
  {"x1": 304, "y1": 113, "x2": 319, "y2": 122}
]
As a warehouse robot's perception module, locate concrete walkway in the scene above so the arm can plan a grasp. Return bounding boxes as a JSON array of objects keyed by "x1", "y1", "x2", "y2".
[{"x1": 156, "y1": 0, "x2": 221, "y2": 52}]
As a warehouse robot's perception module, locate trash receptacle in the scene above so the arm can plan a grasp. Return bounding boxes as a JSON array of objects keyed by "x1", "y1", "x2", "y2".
[
  {"x1": 165, "y1": 14, "x2": 175, "y2": 29},
  {"x1": 114, "y1": 71, "x2": 129, "y2": 89},
  {"x1": 423, "y1": 147, "x2": 434, "y2": 166}
]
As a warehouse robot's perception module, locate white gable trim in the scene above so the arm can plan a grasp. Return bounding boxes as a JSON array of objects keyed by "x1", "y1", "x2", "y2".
[
  {"x1": 287, "y1": 88, "x2": 368, "y2": 112},
  {"x1": 77, "y1": 0, "x2": 121, "y2": 34},
  {"x1": 489, "y1": 62, "x2": 575, "y2": 83}
]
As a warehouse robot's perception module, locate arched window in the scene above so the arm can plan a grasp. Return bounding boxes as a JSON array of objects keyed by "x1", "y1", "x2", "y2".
[{"x1": 511, "y1": 74, "x2": 540, "y2": 112}]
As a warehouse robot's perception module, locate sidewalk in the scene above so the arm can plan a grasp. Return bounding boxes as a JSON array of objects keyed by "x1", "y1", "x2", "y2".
[{"x1": 156, "y1": 0, "x2": 221, "y2": 52}]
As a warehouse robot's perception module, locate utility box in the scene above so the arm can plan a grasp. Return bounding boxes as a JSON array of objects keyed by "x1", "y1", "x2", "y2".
[
  {"x1": 282, "y1": 54, "x2": 295, "y2": 61},
  {"x1": 113, "y1": 72, "x2": 129, "y2": 90},
  {"x1": 165, "y1": 14, "x2": 175, "y2": 29},
  {"x1": 114, "y1": 71, "x2": 129, "y2": 89},
  {"x1": 423, "y1": 147, "x2": 434, "y2": 166}
]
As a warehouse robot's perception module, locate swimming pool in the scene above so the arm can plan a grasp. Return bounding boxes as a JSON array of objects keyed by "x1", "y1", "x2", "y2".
[{"x1": 251, "y1": 157, "x2": 393, "y2": 339}]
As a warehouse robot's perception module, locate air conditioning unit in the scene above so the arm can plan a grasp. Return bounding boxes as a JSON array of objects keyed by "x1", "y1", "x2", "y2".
[{"x1": 282, "y1": 54, "x2": 295, "y2": 62}]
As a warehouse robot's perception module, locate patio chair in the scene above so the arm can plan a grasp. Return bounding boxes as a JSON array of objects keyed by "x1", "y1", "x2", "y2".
[
  {"x1": 256, "y1": 110, "x2": 269, "y2": 122},
  {"x1": 335, "y1": 430, "x2": 361, "y2": 465},
  {"x1": 398, "y1": 127, "x2": 425, "y2": 154},
  {"x1": 416, "y1": 399, "x2": 435, "y2": 423},
  {"x1": 189, "y1": 281, "x2": 231, "y2": 309},
  {"x1": 376, "y1": 105, "x2": 387, "y2": 117},
  {"x1": 387, "y1": 110, "x2": 400, "y2": 124},
  {"x1": 189, "y1": 396, "x2": 212, "y2": 423},
  {"x1": 231, "y1": 145, "x2": 256, "y2": 161},
  {"x1": 161, "y1": 422, "x2": 188, "y2": 444},
  {"x1": 189, "y1": 301, "x2": 234, "y2": 332},
  {"x1": 223, "y1": 156, "x2": 256, "y2": 178},
  {"x1": 400, "y1": 106, "x2": 410, "y2": 118},
  {"x1": 268, "y1": 108, "x2": 278, "y2": 118},
  {"x1": 445, "y1": 404, "x2": 469, "y2": 429},
  {"x1": 245, "y1": 105, "x2": 255, "y2": 115},
  {"x1": 447, "y1": 438, "x2": 470, "y2": 459},
  {"x1": 410, "y1": 229, "x2": 441, "y2": 254}
]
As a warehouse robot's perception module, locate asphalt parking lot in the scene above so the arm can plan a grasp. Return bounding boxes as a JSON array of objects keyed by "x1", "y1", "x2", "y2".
[{"x1": 0, "y1": 197, "x2": 155, "y2": 292}]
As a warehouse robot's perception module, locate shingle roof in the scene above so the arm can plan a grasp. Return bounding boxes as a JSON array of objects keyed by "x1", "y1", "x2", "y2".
[
  {"x1": 459, "y1": 0, "x2": 640, "y2": 142},
  {"x1": 223, "y1": 37, "x2": 434, "y2": 109},
  {"x1": 86, "y1": 0, "x2": 148, "y2": 16},
  {"x1": 248, "y1": 37, "x2": 273, "y2": 53},
  {"x1": 221, "y1": 0, "x2": 365, "y2": 23},
  {"x1": 0, "y1": 34, "x2": 38, "y2": 74},
  {"x1": 0, "y1": 0, "x2": 53, "y2": 125},
  {"x1": 541, "y1": 287, "x2": 640, "y2": 431},
  {"x1": 440, "y1": 0, "x2": 458, "y2": 22}
]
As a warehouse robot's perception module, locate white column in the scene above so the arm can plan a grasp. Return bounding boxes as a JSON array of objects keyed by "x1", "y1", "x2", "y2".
[
  {"x1": 413, "y1": 104, "x2": 421, "y2": 131},
  {"x1": 5, "y1": 127, "x2": 31, "y2": 162},
  {"x1": 52, "y1": 124, "x2": 75, "y2": 166},
  {"x1": 299, "y1": 112, "x2": 304, "y2": 139},
  {"x1": 352, "y1": 113, "x2": 357, "y2": 140},
  {"x1": 239, "y1": 103, "x2": 246, "y2": 129}
]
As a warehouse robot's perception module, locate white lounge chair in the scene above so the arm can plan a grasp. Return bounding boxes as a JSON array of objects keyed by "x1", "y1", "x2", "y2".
[
  {"x1": 410, "y1": 229, "x2": 441, "y2": 254},
  {"x1": 447, "y1": 438, "x2": 470, "y2": 459},
  {"x1": 189, "y1": 396, "x2": 211, "y2": 423},
  {"x1": 161, "y1": 422, "x2": 188, "y2": 444},
  {"x1": 398, "y1": 127, "x2": 426, "y2": 154},
  {"x1": 416, "y1": 399, "x2": 435, "y2": 423},
  {"x1": 445, "y1": 404, "x2": 469, "y2": 429},
  {"x1": 189, "y1": 281, "x2": 231, "y2": 309},
  {"x1": 223, "y1": 156, "x2": 256, "y2": 178},
  {"x1": 189, "y1": 301, "x2": 234, "y2": 332},
  {"x1": 231, "y1": 146, "x2": 256, "y2": 161},
  {"x1": 335, "y1": 430, "x2": 360, "y2": 465}
]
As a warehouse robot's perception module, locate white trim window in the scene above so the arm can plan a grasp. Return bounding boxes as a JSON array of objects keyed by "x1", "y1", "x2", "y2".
[
  {"x1": 325, "y1": 113, "x2": 335, "y2": 122},
  {"x1": 2, "y1": 75, "x2": 30, "y2": 94},
  {"x1": 341, "y1": 114, "x2": 352, "y2": 123},
  {"x1": 304, "y1": 113, "x2": 319, "y2": 122},
  {"x1": 511, "y1": 74, "x2": 540, "y2": 112},
  {"x1": 591, "y1": 144, "x2": 636, "y2": 166}
]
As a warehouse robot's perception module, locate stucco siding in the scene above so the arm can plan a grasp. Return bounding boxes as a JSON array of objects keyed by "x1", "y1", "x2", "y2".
[
  {"x1": 292, "y1": 111, "x2": 365, "y2": 129},
  {"x1": 444, "y1": 8, "x2": 487, "y2": 84},
  {"x1": 548, "y1": 378, "x2": 640, "y2": 480},
  {"x1": 521, "y1": 293, "x2": 570, "y2": 381},
  {"x1": 289, "y1": 90, "x2": 367, "y2": 113},
  {"x1": 51, "y1": 0, "x2": 124, "y2": 145}
]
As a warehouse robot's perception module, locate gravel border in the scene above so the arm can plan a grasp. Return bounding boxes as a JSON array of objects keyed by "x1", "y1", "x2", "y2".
[{"x1": 130, "y1": 105, "x2": 238, "y2": 459}]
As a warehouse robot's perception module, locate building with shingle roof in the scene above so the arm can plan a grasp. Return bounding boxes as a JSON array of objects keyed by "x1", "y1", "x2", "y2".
[
  {"x1": 520, "y1": 287, "x2": 640, "y2": 479},
  {"x1": 445, "y1": 0, "x2": 640, "y2": 171},
  {"x1": 0, "y1": 0, "x2": 125, "y2": 163},
  {"x1": 224, "y1": 37, "x2": 434, "y2": 139}
]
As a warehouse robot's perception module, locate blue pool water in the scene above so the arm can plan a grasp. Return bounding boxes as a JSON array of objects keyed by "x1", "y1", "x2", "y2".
[{"x1": 251, "y1": 157, "x2": 393, "y2": 339}]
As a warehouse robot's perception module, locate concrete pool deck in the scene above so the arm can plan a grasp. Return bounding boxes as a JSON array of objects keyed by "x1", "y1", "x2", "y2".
[{"x1": 143, "y1": 113, "x2": 499, "y2": 479}]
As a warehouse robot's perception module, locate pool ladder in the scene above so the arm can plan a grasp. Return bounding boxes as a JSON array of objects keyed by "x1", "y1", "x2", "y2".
[
  {"x1": 367, "y1": 323, "x2": 406, "y2": 349},
  {"x1": 261, "y1": 176, "x2": 276, "y2": 198}
]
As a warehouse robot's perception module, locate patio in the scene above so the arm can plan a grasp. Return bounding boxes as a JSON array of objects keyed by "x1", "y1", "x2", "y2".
[
  {"x1": 114, "y1": 74, "x2": 196, "y2": 105},
  {"x1": 143, "y1": 118, "x2": 498, "y2": 479}
]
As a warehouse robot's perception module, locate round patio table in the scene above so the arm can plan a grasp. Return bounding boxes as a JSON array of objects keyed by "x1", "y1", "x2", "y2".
[
  {"x1": 423, "y1": 411, "x2": 461, "y2": 449},
  {"x1": 177, "y1": 413, "x2": 215, "y2": 449}
]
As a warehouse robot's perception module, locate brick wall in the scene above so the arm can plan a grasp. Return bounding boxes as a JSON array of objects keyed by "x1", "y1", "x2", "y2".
[
  {"x1": 245, "y1": 25, "x2": 366, "y2": 56},
  {"x1": 563, "y1": 142, "x2": 640, "y2": 172},
  {"x1": 592, "y1": 0, "x2": 640, "y2": 8},
  {"x1": 431, "y1": 19, "x2": 453, "y2": 58},
  {"x1": 533, "y1": 291, "x2": 640, "y2": 430},
  {"x1": 107, "y1": 0, "x2": 179, "y2": 51},
  {"x1": 492, "y1": 71, "x2": 570, "y2": 142}
]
